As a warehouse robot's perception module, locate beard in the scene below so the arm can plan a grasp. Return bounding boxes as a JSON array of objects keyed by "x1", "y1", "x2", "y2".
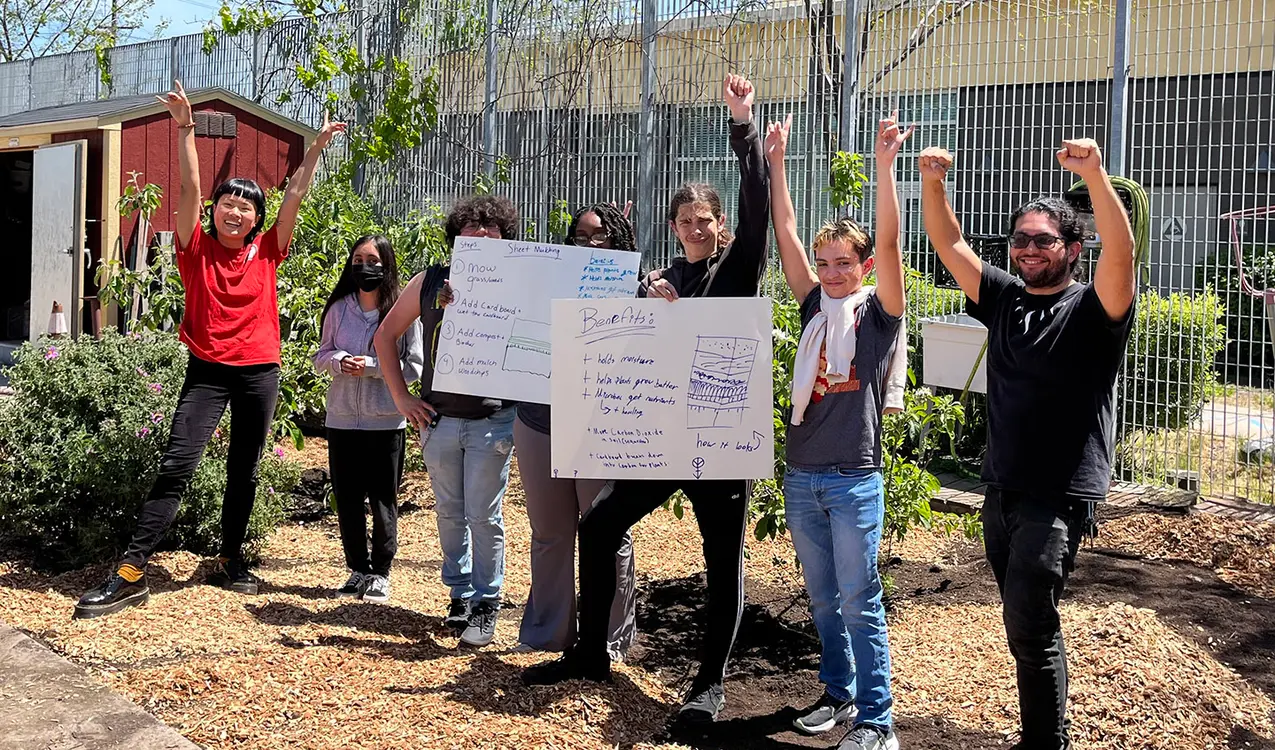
[{"x1": 1014, "y1": 254, "x2": 1073, "y2": 290}]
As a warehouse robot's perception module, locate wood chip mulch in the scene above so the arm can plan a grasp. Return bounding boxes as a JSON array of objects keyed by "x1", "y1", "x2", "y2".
[{"x1": 1, "y1": 440, "x2": 1272, "y2": 749}]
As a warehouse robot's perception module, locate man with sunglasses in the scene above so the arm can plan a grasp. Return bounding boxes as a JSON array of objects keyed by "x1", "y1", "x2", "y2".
[{"x1": 917, "y1": 139, "x2": 1135, "y2": 750}]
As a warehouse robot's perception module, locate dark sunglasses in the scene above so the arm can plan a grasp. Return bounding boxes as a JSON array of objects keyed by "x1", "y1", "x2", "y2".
[{"x1": 1010, "y1": 232, "x2": 1065, "y2": 250}]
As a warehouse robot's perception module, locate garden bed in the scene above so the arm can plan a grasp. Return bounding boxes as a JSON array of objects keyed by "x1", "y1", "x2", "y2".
[{"x1": 1, "y1": 439, "x2": 1273, "y2": 750}]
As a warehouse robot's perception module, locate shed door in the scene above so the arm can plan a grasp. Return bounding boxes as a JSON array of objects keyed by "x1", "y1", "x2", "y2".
[{"x1": 31, "y1": 141, "x2": 86, "y2": 339}]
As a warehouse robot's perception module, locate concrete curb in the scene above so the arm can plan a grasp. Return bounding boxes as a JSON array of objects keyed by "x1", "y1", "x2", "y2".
[{"x1": 0, "y1": 623, "x2": 199, "y2": 750}]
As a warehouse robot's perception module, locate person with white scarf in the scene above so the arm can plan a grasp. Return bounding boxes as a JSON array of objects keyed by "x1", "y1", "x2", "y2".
[{"x1": 764, "y1": 111, "x2": 910, "y2": 750}]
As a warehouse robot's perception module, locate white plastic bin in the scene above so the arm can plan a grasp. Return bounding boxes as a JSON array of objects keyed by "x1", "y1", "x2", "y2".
[{"x1": 920, "y1": 313, "x2": 988, "y2": 395}]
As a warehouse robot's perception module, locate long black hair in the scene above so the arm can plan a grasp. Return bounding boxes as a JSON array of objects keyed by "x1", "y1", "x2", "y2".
[
  {"x1": 565, "y1": 203, "x2": 637, "y2": 252},
  {"x1": 208, "y1": 178, "x2": 267, "y2": 242},
  {"x1": 320, "y1": 234, "x2": 401, "y2": 337}
]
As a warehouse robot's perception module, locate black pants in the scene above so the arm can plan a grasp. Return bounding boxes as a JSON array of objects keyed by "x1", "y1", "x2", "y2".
[
  {"x1": 575, "y1": 479, "x2": 749, "y2": 689},
  {"x1": 328, "y1": 428, "x2": 406, "y2": 576},
  {"x1": 982, "y1": 487, "x2": 1087, "y2": 750},
  {"x1": 121, "y1": 355, "x2": 280, "y2": 568}
]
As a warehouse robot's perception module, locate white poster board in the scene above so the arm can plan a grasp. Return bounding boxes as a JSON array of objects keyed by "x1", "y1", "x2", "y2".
[
  {"x1": 432, "y1": 237, "x2": 642, "y2": 403},
  {"x1": 551, "y1": 297, "x2": 774, "y2": 480}
]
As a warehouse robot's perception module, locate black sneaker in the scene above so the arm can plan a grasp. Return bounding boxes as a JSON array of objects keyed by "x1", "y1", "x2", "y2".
[
  {"x1": 521, "y1": 650, "x2": 612, "y2": 686},
  {"x1": 793, "y1": 691, "x2": 857, "y2": 734},
  {"x1": 362, "y1": 574, "x2": 390, "y2": 604},
  {"x1": 336, "y1": 571, "x2": 366, "y2": 599},
  {"x1": 678, "y1": 682, "x2": 726, "y2": 724},
  {"x1": 444, "y1": 597, "x2": 472, "y2": 630},
  {"x1": 459, "y1": 600, "x2": 499, "y2": 647},
  {"x1": 837, "y1": 724, "x2": 899, "y2": 750},
  {"x1": 205, "y1": 558, "x2": 260, "y2": 595},
  {"x1": 73, "y1": 570, "x2": 149, "y2": 620}
]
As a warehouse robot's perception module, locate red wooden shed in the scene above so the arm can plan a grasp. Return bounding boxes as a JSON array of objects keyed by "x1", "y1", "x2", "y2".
[{"x1": 0, "y1": 88, "x2": 316, "y2": 341}]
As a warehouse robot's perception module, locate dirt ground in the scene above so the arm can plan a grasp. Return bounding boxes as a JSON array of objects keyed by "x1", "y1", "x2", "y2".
[{"x1": 1, "y1": 439, "x2": 1274, "y2": 750}]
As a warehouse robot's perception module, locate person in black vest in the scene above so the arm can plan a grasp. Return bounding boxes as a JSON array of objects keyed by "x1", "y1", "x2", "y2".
[
  {"x1": 919, "y1": 139, "x2": 1136, "y2": 750},
  {"x1": 522, "y1": 74, "x2": 770, "y2": 726},
  {"x1": 373, "y1": 195, "x2": 520, "y2": 649}
]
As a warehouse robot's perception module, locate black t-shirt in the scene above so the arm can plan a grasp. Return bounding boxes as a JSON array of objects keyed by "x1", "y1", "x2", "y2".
[
  {"x1": 417, "y1": 265, "x2": 506, "y2": 420},
  {"x1": 965, "y1": 265, "x2": 1135, "y2": 500}
]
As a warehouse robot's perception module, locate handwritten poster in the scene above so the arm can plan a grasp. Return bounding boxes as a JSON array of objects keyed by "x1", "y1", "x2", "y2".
[
  {"x1": 550, "y1": 298, "x2": 774, "y2": 481},
  {"x1": 432, "y1": 237, "x2": 642, "y2": 403}
]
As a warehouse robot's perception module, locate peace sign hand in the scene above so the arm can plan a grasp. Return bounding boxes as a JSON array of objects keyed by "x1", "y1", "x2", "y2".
[{"x1": 155, "y1": 80, "x2": 193, "y2": 128}]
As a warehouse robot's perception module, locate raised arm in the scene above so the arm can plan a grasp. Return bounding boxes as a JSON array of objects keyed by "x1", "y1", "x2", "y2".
[
  {"x1": 763, "y1": 114, "x2": 817, "y2": 305},
  {"x1": 373, "y1": 273, "x2": 434, "y2": 430},
  {"x1": 872, "y1": 111, "x2": 913, "y2": 318},
  {"x1": 710, "y1": 74, "x2": 771, "y2": 296},
  {"x1": 273, "y1": 113, "x2": 346, "y2": 253},
  {"x1": 155, "y1": 81, "x2": 200, "y2": 250},
  {"x1": 918, "y1": 147, "x2": 983, "y2": 304},
  {"x1": 1056, "y1": 138, "x2": 1136, "y2": 320}
]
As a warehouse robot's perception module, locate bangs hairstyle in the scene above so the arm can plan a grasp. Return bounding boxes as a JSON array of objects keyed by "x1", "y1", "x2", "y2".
[
  {"x1": 811, "y1": 218, "x2": 874, "y2": 263},
  {"x1": 566, "y1": 203, "x2": 638, "y2": 252},
  {"x1": 444, "y1": 195, "x2": 520, "y2": 248},
  {"x1": 209, "y1": 178, "x2": 267, "y2": 242},
  {"x1": 666, "y1": 183, "x2": 733, "y2": 249}
]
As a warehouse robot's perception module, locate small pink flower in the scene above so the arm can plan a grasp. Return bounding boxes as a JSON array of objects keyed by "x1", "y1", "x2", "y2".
[
  {"x1": 266, "y1": 487, "x2": 275, "y2": 495},
  {"x1": 148, "y1": 383, "x2": 163, "y2": 393},
  {"x1": 136, "y1": 367, "x2": 149, "y2": 378},
  {"x1": 44, "y1": 347, "x2": 59, "y2": 361},
  {"x1": 214, "y1": 429, "x2": 222, "y2": 439},
  {"x1": 137, "y1": 427, "x2": 151, "y2": 438},
  {"x1": 151, "y1": 413, "x2": 164, "y2": 424},
  {"x1": 273, "y1": 446, "x2": 285, "y2": 458}
]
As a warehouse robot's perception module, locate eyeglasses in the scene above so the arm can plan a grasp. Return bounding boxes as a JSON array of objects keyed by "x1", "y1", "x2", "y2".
[
  {"x1": 1009, "y1": 232, "x2": 1065, "y2": 250},
  {"x1": 572, "y1": 231, "x2": 611, "y2": 246},
  {"x1": 462, "y1": 222, "x2": 502, "y2": 234}
]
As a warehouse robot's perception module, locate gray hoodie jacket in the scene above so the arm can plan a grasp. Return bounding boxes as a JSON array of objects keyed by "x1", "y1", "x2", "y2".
[{"x1": 315, "y1": 294, "x2": 424, "y2": 430}]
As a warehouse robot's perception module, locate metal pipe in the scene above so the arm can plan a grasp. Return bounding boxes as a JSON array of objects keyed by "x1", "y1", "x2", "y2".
[
  {"x1": 637, "y1": 0, "x2": 657, "y2": 258},
  {"x1": 482, "y1": 0, "x2": 499, "y2": 177},
  {"x1": 1108, "y1": 0, "x2": 1131, "y2": 177}
]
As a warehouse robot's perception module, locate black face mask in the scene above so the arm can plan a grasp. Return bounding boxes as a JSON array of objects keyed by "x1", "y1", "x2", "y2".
[{"x1": 352, "y1": 263, "x2": 385, "y2": 292}]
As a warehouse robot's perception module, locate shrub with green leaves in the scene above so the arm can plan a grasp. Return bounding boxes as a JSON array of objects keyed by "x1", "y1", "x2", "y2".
[
  {"x1": 0, "y1": 332, "x2": 299, "y2": 570},
  {"x1": 1195, "y1": 245, "x2": 1275, "y2": 385},
  {"x1": 1122, "y1": 288, "x2": 1227, "y2": 433}
]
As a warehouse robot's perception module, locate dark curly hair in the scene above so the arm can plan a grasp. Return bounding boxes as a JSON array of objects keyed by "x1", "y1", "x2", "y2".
[
  {"x1": 444, "y1": 194, "x2": 520, "y2": 248},
  {"x1": 1010, "y1": 196, "x2": 1086, "y2": 270},
  {"x1": 565, "y1": 203, "x2": 637, "y2": 252}
]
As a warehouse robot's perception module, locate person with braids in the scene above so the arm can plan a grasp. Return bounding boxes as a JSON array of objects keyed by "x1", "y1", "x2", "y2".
[
  {"x1": 374, "y1": 195, "x2": 521, "y2": 648},
  {"x1": 314, "y1": 235, "x2": 423, "y2": 604},
  {"x1": 511, "y1": 203, "x2": 641, "y2": 658},
  {"x1": 523, "y1": 74, "x2": 770, "y2": 726}
]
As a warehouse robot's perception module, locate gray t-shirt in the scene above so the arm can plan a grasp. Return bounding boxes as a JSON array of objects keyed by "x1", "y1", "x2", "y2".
[{"x1": 785, "y1": 288, "x2": 901, "y2": 471}]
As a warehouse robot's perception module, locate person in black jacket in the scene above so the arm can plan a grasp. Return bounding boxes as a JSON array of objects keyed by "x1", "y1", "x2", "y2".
[{"x1": 522, "y1": 74, "x2": 770, "y2": 725}]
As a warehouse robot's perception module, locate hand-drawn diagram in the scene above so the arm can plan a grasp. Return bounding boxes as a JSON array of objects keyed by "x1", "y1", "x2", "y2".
[
  {"x1": 502, "y1": 318, "x2": 552, "y2": 378},
  {"x1": 687, "y1": 336, "x2": 757, "y2": 428}
]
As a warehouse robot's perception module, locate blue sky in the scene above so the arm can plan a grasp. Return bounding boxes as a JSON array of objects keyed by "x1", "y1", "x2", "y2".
[{"x1": 139, "y1": 0, "x2": 220, "y2": 39}]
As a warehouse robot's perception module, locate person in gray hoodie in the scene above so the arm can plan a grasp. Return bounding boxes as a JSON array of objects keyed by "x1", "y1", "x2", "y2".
[{"x1": 314, "y1": 234, "x2": 424, "y2": 604}]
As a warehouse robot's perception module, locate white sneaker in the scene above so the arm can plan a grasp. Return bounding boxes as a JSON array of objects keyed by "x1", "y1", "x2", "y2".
[{"x1": 362, "y1": 574, "x2": 390, "y2": 604}]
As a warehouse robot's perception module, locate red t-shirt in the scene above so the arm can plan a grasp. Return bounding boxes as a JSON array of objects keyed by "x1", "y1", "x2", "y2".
[{"x1": 176, "y1": 223, "x2": 287, "y2": 366}]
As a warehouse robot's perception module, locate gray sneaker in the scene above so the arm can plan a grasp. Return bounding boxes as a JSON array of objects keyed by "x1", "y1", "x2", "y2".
[
  {"x1": 460, "y1": 600, "x2": 499, "y2": 647},
  {"x1": 678, "y1": 683, "x2": 725, "y2": 724},
  {"x1": 837, "y1": 724, "x2": 899, "y2": 750},
  {"x1": 362, "y1": 574, "x2": 390, "y2": 604},
  {"x1": 793, "y1": 691, "x2": 856, "y2": 734},
  {"x1": 336, "y1": 571, "x2": 366, "y2": 599}
]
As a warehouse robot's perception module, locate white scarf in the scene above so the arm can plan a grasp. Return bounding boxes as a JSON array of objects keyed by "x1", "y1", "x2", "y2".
[{"x1": 790, "y1": 286, "x2": 908, "y2": 426}]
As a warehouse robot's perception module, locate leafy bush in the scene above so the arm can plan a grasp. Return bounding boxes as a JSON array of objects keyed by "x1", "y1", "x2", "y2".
[
  {"x1": 1195, "y1": 245, "x2": 1275, "y2": 386},
  {"x1": 1122, "y1": 289, "x2": 1227, "y2": 433},
  {"x1": 0, "y1": 332, "x2": 299, "y2": 570}
]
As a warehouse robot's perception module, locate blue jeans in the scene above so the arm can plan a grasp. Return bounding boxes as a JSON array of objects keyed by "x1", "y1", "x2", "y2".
[
  {"x1": 784, "y1": 466, "x2": 893, "y2": 729},
  {"x1": 423, "y1": 407, "x2": 516, "y2": 602}
]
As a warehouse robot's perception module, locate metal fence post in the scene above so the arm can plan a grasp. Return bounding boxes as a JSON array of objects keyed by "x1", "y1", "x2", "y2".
[
  {"x1": 636, "y1": 0, "x2": 658, "y2": 258},
  {"x1": 170, "y1": 37, "x2": 179, "y2": 84},
  {"x1": 27, "y1": 59, "x2": 34, "y2": 110},
  {"x1": 838, "y1": 0, "x2": 862, "y2": 159},
  {"x1": 1108, "y1": 0, "x2": 1131, "y2": 177},
  {"x1": 482, "y1": 0, "x2": 499, "y2": 177}
]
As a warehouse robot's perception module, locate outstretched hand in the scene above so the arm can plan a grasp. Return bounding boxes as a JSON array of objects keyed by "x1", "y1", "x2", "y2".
[
  {"x1": 1056, "y1": 138, "x2": 1104, "y2": 180},
  {"x1": 722, "y1": 74, "x2": 755, "y2": 123},
  {"x1": 315, "y1": 111, "x2": 348, "y2": 150},
  {"x1": 155, "y1": 80, "x2": 193, "y2": 128},
  {"x1": 764, "y1": 113, "x2": 792, "y2": 163},
  {"x1": 875, "y1": 109, "x2": 914, "y2": 168}
]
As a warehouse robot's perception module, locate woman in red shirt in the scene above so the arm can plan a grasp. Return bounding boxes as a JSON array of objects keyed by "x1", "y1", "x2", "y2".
[{"x1": 74, "y1": 81, "x2": 345, "y2": 619}]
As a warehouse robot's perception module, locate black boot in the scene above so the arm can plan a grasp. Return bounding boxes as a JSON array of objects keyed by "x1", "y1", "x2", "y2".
[
  {"x1": 521, "y1": 647, "x2": 612, "y2": 686},
  {"x1": 73, "y1": 569, "x2": 150, "y2": 620},
  {"x1": 205, "y1": 557, "x2": 260, "y2": 595}
]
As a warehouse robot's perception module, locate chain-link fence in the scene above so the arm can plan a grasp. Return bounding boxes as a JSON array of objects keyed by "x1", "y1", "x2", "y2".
[{"x1": 3, "y1": 0, "x2": 1273, "y2": 503}]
